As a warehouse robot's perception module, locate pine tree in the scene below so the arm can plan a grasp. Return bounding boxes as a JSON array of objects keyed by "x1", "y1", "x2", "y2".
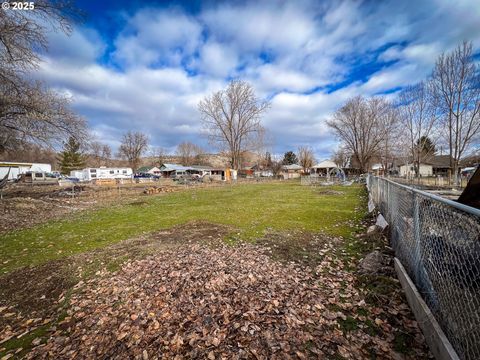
[
  {"x1": 415, "y1": 136, "x2": 436, "y2": 157},
  {"x1": 282, "y1": 151, "x2": 298, "y2": 165},
  {"x1": 58, "y1": 137, "x2": 85, "y2": 174}
]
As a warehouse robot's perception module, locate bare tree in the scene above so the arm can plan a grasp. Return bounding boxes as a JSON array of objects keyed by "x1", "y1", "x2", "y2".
[
  {"x1": 198, "y1": 80, "x2": 270, "y2": 170},
  {"x1": 270, "y1": 155, "x2": 284, "y2": 178},
  {"x1": 101, "y1": 144, "x2": 112, "y2": 166},
  {"x1": 0, "y1": 82, "x2": 86, "y2": 152},
  {"x1": 0, "y1": 0, "x2": 80, "y2": 76},
  {"x1": 430, "y1": 41, "x2": 480, "y2": 183},
  {"x1": 297, "y1": 146, "x2": 315, "y2": 173},
  {"x1": 397, "y1": 82, "x2": 438, "y2": 177},
  {"x1": 89, "y1": 141, "x2": 103, "y2": 167},
  {"x1": 327, "y1": 96, "x2": 390, "y2": 173},
  {"x1": 378, "y1": 102, "x2": 402, "y2": 175},
  {"x1": 149, "y1": 146, "x2": 167, "y2": 166},
  {"x1": 332, "y1": 146, "x2": 352, "y2": 169},
  {"x1": 176, "y1": 141, "x2": 203, "y2": 166},
  {"x1": 0, "y1": 0, "x2": 85, "y2": 152},
  {"x1": 118, "y1": 131, "x2": 149, "y2": 172},
  {"x1": 88, "y1": 140, "x2": 112, "y2": 167}
]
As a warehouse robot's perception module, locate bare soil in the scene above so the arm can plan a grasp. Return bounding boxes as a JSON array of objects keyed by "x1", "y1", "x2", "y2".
[{"x1": 0, "y1": 182, "x2": 181, "y2": 234}]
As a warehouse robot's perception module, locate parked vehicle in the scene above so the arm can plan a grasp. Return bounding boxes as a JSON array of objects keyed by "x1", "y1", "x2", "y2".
[
  {"x1": 134, "y1": 173, "x2": 160, "y2": 179},
  {"x1": 18, "y1": 171, "x2": 58, "y2": 184}
]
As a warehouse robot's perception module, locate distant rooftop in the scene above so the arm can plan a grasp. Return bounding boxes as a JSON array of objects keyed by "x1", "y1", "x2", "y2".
[
  {"x1": 282, "y1": 164, "x2": 303, "y2": 170},
  {"x1": 160, "y1": 164, "x2": 191, "y2": 171},
  {"x1": 312, "y1": 160, "x2": 338, "y2": 169}
]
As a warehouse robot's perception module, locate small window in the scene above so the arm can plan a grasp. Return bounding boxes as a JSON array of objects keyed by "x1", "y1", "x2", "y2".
[
  {"x1": 91, "y1": 174, "x2": 97, "y2": 178},
  {"x1": 110, "y1": 170, "x2": 115, "y2": 174},
  {"x1": 35, "y1": 172, "x2": 43, "y2": 178},
  {"x1": 90, "y1": 169, "x2": 96, "y2": 173},
  {"x1": 123, "y1": 170, "x2": 127, "y2": 174}
]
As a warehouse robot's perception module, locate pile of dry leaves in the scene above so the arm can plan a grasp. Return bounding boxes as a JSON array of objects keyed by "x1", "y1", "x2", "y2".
[{"x1": 25, "y1": 241, "x2": 429, "y2": 359}]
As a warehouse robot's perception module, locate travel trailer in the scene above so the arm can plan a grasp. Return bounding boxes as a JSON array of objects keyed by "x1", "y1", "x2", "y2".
[{"x1": 72, "y1": 167, "x2": 133, "y2": 181}]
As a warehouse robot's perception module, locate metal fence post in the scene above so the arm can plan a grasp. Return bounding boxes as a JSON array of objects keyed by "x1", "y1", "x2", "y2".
[{"x1": 412, "y1": 191, "x2": 422, "y2": 286}]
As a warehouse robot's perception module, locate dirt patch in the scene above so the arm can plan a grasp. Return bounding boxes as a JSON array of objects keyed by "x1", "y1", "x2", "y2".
[
  {"x1": 0, "y1": 182, "x2": 182, "y2": 234},
  {"x1": 0, "y1": 197, "x2": 93, "y2": 233},
  {"x1": 258, "y1": 231, "x2": 341, "y2": 266},
  {"x1": 0, "y1": 259, "x2": 76, "y2": 326},
  {"x1": 316, "y1": 189, "x2": 345, "y2": 196},
  {"x1": 128, "y1": 200, "x2": 148, "y2": 206}
]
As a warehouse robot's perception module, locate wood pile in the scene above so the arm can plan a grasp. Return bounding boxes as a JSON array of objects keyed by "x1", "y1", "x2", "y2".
[
  {"x1": 94, "y1": 179, "x2": 116, "y2": 186},
  {"x1": 143, "y1": 186, "x2": 175, "y2": 195}
]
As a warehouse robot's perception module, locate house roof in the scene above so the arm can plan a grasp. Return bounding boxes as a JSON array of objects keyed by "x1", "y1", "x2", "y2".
[
  {"x1": 137, "y1": 166, "x2": 156, "y2": 172},
  {"x1": 425, "y1": 155, "x2": 452, "y2": 168},
  {"x1": 160, "y1": 164, "x2": 191, "y2": 171},
  {"x1": 312, "y1": 160, "x2": 338, "y2": 169},
  {"x1": 189, "y1": 165, "x2": 215, "y2": 170},
  {"x1": 282, "y1": 164, "x2": 303, "y2": 170}
]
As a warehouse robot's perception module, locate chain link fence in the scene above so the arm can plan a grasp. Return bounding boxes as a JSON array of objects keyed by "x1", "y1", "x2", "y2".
[{"x1": 367, "y1": 175, "x2": 480, "y2": 360}]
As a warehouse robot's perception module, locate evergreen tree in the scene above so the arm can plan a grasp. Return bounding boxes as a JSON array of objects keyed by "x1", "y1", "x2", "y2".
[
  {"x1": 265, "y1": 152, "x2": 273, "y2": 169},
  {"x1": 415, "y1": 136, "x2": 436, "y2": 157},
  {"x1": 58, "y1": 137, "x2": 85, "y2": 174},
  {"x1": 282, "y1": 151, "x2": 298, "y2": 165}
]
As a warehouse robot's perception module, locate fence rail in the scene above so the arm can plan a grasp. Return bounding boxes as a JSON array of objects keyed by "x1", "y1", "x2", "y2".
[{"x1": 367, "y1": 175, "x2": 480, "y2": 360}]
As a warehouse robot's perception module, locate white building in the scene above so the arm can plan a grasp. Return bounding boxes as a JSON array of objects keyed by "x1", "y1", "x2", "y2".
[
  {"x1": 399, "y1": 163, "x2": 433, "y2": 177},
  {"x1": 72, "y1": 167, "x2": 133, "y2": 181},
  {"x1": 0, "y1": 162, "x2": 52, "y2": 180},
  {"x1": 281, "y1": 164, "x2": 303, "y2": 179}
]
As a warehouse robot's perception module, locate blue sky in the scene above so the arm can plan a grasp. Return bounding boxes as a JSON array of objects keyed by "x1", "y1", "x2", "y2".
[{"x1": 37, "y1": 0, "x2": 480, "y2": 160}]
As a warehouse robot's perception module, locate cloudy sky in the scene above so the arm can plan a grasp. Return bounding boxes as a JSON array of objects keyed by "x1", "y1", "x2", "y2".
[{"x1": 37, "y1": 0, "x2": 480, "y2": 159}]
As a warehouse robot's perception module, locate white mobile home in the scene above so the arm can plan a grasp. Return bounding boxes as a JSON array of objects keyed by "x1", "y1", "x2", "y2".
[
  {"x1": 73, "y1": 167, "x2": 133, "y2": 181},
  {"x1": 0, "y1": 162, "x2": 52, "y2": 180}
]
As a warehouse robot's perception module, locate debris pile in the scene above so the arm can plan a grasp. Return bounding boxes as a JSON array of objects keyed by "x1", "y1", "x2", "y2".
[{"x1": 25, "y1": 242, "x2": 430, "y2": 359}]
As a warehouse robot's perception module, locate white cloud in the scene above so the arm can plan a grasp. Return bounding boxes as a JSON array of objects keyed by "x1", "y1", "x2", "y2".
[
  {"x1": 113, "y1": 8, "x2": 203, "y2": 68},
  {"x1": 35, "y1": 0, "x2": 480, "y2": 159},
  {"x1": 196, "y1": 42, "x2": 238, "y2": 77}
]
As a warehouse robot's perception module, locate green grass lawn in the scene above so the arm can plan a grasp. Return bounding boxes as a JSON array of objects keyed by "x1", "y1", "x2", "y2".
[{"x1": 0, "y1": 182, "x2": 366, "y2": 274}]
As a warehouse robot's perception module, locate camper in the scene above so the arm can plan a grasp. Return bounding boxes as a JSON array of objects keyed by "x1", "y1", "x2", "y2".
[{"x1": 73, "y1": 167, "x2": 133, "y2": 181}]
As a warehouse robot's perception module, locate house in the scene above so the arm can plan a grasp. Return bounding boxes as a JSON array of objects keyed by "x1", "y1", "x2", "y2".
[
  {"x1": 187, "y1": 165, "x2": 214, "y2": 177},
  {"x1": 398, "y1": 155, "x2": 453, "y2": 178},
  {"x1": 137, "y1": 166, "x2": 161, "y2": 175},
  {"x1": 73, "y1": 167, "x2": 133, "y2": 181},
  {"x1": 371, "y1": 163, "x2": 385, "y2": 176},
  {"x1": 399, "y1": 163, "x2": 433, "y2": 177},
  {"x1": 159, "y1": 163, "x2": 192, "y2": 178},
  {"x1": 428, "y1": 155, "x2": 452, "y2": 177},
  {"x1": 281, "y1": 164, "x2": 303, "y2": 179},
  {"x1": 238, "y1": 166, "x2": 255, "y2": 178},
  {"x1": 0, "y1": 161, "x2": 52, "y2": 181}
]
